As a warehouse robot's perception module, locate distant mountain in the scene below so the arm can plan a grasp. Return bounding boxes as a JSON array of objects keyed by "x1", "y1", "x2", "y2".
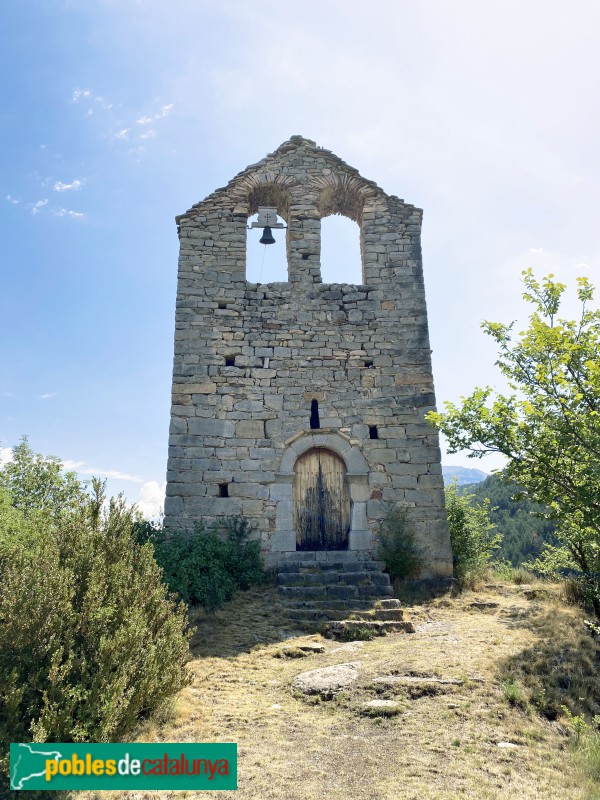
[{"x1": 442, "y1": 465, "x2": 488, "y2": 486}]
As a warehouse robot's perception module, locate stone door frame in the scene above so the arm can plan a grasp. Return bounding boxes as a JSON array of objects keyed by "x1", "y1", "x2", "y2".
[{"x1": 270, "y1": 430, "x2": 372, "y2": 557}]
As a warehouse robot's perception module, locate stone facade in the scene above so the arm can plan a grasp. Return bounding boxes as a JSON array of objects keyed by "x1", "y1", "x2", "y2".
[{"x1": 165, "y1": 136, "x2": 452, "y2": 579}]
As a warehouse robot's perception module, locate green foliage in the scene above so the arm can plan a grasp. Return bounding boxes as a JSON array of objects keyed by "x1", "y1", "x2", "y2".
[
  {"x1": 492, "y1": 560, "x2": 537, "y2": 585},
  {"x1": 461, "y1": 473, "x2": 557, "y2": 566},
  {"x1": 427, "y1": 272, "x2": 600, "y2": 614},
  {"x1": 0, "y1": 442, "x2": 192, "y2": 788},
  {"x1": 0, "y1": 435, "x2": 85, "y2": 518},
  {"x1": 376, "y1": 507, "x2": 423, "y2": 582},
  {"x1": 445, "y1": 482, "x2": 501, "y2": 588},
  {"x1": 502, "y1": 677, "x2": 525, "y2": 708},
  {"x1": 561, "y1": 708, "x2": 600, "y2": 788},
  {"x1": 136, "y1": 516, "x2": 265, "y2": 611}
]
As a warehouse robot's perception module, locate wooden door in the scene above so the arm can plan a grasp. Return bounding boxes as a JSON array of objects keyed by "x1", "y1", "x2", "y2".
[{"x1": 293, "y1": 448, "x2": 350, "y2": 551}]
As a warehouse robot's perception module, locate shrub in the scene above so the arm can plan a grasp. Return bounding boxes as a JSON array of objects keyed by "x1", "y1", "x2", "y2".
[
  {"x1": 501, "y1": 677, "x2": 525, "y2": 708},
  {"x1": 137, "y1": 516, "x2": 265, "y2": 611},
  {"x1": 0, "y1": 479, "x2": 192, "y2": 787},
  {"x1": 445, "y1": 482, "x2": 501, "y2": 589},
  {"x1": 525, "y1": 539, "x2": 600, "y2": 615},
  {"x1": 376, "y1": 507, "x2": 423, "y2": 582},
  {"x1": 493, "y1": 560, "x2": 537, "y2": 585}
]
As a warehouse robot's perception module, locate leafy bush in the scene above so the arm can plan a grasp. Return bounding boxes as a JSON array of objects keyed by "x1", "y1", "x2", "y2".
[
  {"x1": 137, "y1": 516, "x2": 265, "y2": 611},
  {"x1": 525, "y1": 537, "x2": 600, "y2": 614},
  {"x1": 493, "y1": 560, "x2": 537, "y2": 585},
  {"x1": 376, "y1": 507, "x2": 423, "y2": 582},
  {"x1": 0, "y1": 473, "x2": 192, "y2": 786},
  {"x1": 445, "y1": 482, "x2": 501, "y2": 588},
  {"x1": 501, "y1": 677, "x2": 525, "y2": 708}
]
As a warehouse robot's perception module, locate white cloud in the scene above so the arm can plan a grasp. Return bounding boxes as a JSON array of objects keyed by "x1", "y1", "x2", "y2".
[
  {"x1": 72, "y1": 88, "x2": 111, "y2": 110},
  {"x1": 53, "y1": 208, "x2": 85, "y2": 219},
  {"x1": 72, "y1": 88, "x2": 92, "y2": 102},
  {"x1": 139, "y1": 129, "x2": 156, "y2": 140},
  {"x1": 98, "y1": 469, "x2": 143, "y2": 481},
  {"x1": 53, "y1": 179, "x2": 83, "y2": 192},
  {"x1": 114, "y1": 128, "x2": 130, "y2": 139},
  {"x1": 136, "y1": 105, "x2": 173, "y2": 125},
  {"x1": 0, "y1": 447, "x2": 13, "y2": 468},
  {"x1": 39, "y1": 392, "x2": 57, "y2": 399},
  {"x1": 62, "y1": 460, "x2": 86, "y2": 470},
  {"x1": 62, "y1": 458, "x2": 143, "y2": 482},
  {"x1": 6, "y1": 194, "x2": 19, "y2": 204},
  {"x1": 30, "y1": 199, "x2": 48, "y2": 215},
  {"x1": 135, "y1": 481, "x2": 165, "y2": 521}
]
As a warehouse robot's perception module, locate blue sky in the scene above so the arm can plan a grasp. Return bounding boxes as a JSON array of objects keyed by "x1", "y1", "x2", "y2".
[{"x1": 1, "y1": 0, "x2": 599, "y2": 516}]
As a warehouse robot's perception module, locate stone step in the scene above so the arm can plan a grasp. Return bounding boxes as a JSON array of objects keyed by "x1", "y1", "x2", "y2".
[
  {"x1": 277, "y1": 551, "x2": 380, "y2": 564},
  {"x1": 283, "y1": 608, "x2": 358, "y2": 622},
  {"x1": 283, "y1": 607, "x2": 406, "y2": 624},
  {"x1": 279, "y1": 584, "x2": 393, "y2": 601},
  {"x1": 277, "y1": 570, "x2": 391, "y2": 587},
  {"x1": 349, "y1": 609, "x2": 406, "y2": 621},
  {"x1": 324, "y1": 619, "x2": 416, "y2": 638},
  {"x1": 275, "y1": 599, "x2": 379, "y2": 611},
  {"x1": 277, "y1": 559, "x2": 386, "y2": 573}
]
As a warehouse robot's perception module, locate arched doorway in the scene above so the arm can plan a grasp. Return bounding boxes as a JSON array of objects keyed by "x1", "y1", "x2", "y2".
[{"x1": 293, "y1": 448, "x2": 351, "y2": 551}]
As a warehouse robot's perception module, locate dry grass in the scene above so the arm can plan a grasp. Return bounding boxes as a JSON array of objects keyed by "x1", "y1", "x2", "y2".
[{"x1": 81, "y1": 582, "x2": 600, "y2": 800}]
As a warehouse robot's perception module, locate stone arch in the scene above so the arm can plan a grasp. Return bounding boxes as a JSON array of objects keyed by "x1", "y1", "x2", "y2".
[
  {"x1": 279, "y1": 431, "x2": 369, "y2": 475},
  {"x1": 317, "y1": 183, "x2": 366, "y2": 225},
  {"x1": 314, "y1": 180, "x2": 379, "y2": 285},
  {"x1": 271, "y1": 432, "x2": 371, "y2": 555},
  {"x1": 247, "y1": 183, "x2": 292, "y2": 222}
]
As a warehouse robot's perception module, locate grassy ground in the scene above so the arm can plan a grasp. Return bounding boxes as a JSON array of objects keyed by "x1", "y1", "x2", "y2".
[{"x1": 86, "y1": 581, "x2": 600, "y2": 800}]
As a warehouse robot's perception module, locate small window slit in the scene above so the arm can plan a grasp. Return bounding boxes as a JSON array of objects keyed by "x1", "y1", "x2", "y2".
[{"x1": 310, "y1": 399, "x2": 320, "y2": 429}]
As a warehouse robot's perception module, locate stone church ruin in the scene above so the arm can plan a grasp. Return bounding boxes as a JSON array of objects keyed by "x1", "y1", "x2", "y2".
[{"x1": 164, "y1": 136, "x2": 452, "y2": 581}]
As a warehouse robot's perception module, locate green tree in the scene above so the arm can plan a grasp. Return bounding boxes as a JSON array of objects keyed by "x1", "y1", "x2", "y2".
[
  {"x1": 427, "y1": 271, "x2": 600, "y2": 612},
  {"x1": 0, "y1": 435, "x2": 85, "y2": 518},
  {"x1": 462, "y1": 473, "x2": 557, "y2": 566},
  {"x1": 445, "y1": 482, "x2": 501, "y2": 587},
  {"x1": 0, "y1": 442, "x2": 192, "y2": 788}
]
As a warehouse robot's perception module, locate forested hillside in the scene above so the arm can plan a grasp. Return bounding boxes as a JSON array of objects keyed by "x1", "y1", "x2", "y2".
[{"x1": 461, "y1": 474, "x2": 557, "y2": 566}]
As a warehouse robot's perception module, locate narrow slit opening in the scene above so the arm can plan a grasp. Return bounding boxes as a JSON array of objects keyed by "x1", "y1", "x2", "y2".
[
  {"x1": 369, "y1": 425, "x2": 379, "y2": 440},
  {"x1": 218, "y1": 301, "x2": 227, "y2": 309},
  {"x1": 310, "y1": 399, "x2": 320, "y2": 429},
  {"x1": 225, "y1": 356, "x2": 235, "y2": 367},
  {"x1": 218, "y1": 483, "x2": 229, "y2": 498},
  {"x1": 364, "y1": 359, "x2": 373, "y2": 368}
]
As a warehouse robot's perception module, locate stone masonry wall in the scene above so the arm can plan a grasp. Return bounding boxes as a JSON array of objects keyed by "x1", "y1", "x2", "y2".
[{"x1": 164, "y1": 136, "x2": 452, "y2": 579}]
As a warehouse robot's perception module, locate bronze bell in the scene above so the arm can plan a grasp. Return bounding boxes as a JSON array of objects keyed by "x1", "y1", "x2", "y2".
[{"x1": 259, "y1": 226, "x2": 276, "y2": 245}]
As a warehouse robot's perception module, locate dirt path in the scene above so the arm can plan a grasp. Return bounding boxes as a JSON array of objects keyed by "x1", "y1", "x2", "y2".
[{"x1": 89, "y1": 583, "x2": 599, "y2": 800}]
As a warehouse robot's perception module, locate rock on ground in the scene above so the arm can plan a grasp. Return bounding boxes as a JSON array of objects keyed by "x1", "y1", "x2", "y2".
[{"x1": 292, "y1": 662, "x2": 360, "y2": 697}]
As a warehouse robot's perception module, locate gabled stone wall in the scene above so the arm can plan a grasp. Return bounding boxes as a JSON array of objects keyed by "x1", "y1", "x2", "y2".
[{"x1": 165, "y1": 136, "x2": 452, "y2": 578}]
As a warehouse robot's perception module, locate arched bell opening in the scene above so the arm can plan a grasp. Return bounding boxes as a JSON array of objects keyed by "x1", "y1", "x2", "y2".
[
  {"x1": 320, "y1": 214, "x2": 363, "y2": 284},
  {"x1": 318, "y1": 183, "x2": 366, "y2": 285},
  {"x1": 246, "y1": 210, "x2": 288, "y2": 283},
  {"x1": 293, "y1": 447, "x2": 351, "y2": 551}
]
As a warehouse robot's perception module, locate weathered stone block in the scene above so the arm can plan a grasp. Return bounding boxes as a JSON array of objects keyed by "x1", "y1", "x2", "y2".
[
  {"x1": 236, "y1": 420, "x2": 265, "y2": 438},
  {"x1": 188, "y1": 418, "x2": 234, "y2": 437}
]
